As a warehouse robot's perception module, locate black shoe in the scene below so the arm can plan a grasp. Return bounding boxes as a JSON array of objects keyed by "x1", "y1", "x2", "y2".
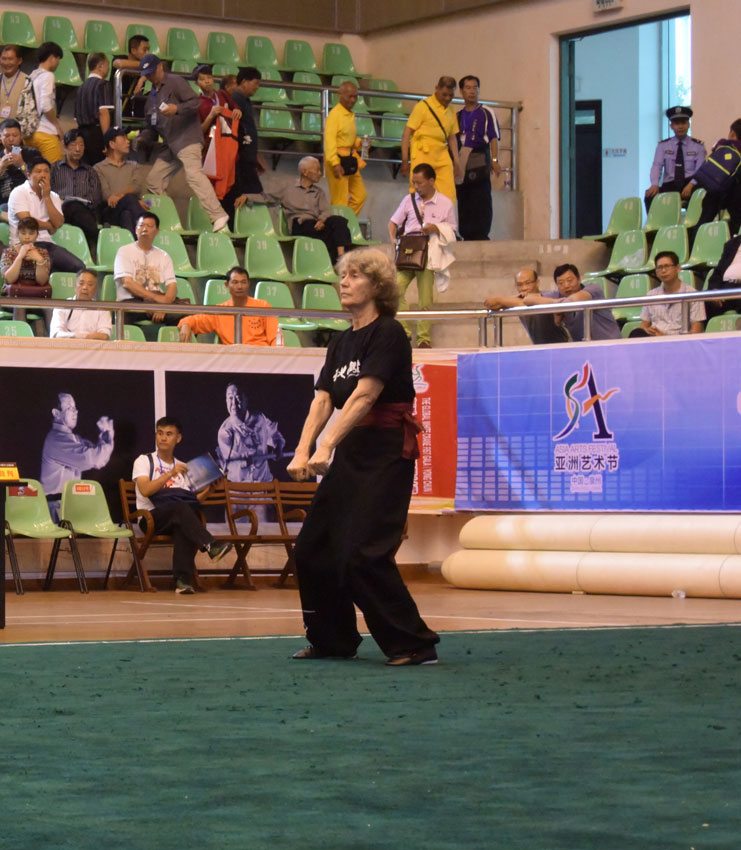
[
  {"x1": 385, "y1": 646, "x2": 438, "y2": 667},
  {"x1": 207, "y1": 540, "x2": 233, "y2": 562},
  {"x1": 291, "y1": 646, "x2": 358, "y2": 660},
  {"x1": 175, "y1": 579, "x2": 196, "y2": 595}
]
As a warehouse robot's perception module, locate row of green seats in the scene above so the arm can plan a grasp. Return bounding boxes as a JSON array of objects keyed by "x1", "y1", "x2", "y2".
[
  {"x1": 584, "y1": 189, "x2": 708, "y2": 242},
  {"x1": 255, "y1": 104, "x2": 403, "y2": 148},
  {"x1": 1, "y1": 12, "x2": 368, "y2": 77}
]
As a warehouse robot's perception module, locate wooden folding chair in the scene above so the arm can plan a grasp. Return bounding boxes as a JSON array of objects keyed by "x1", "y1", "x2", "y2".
[{"x1": 273, "y1": 480, "x2": 318, "y2": 586}]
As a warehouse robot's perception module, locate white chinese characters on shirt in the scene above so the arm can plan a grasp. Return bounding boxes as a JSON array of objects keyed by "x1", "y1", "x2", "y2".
[{"x1": 333, "y1": 359, "x2": 361, "y2": 383}]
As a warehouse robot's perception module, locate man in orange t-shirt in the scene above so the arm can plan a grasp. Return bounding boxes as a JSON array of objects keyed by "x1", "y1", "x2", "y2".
[{"x1": 177, "y1": 265, "x2": 277, "y2": 345}]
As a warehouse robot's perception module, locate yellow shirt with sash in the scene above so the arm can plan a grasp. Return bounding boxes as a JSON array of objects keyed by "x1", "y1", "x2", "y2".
[{"x1": 406, "y1": 96, "x2": 459, "y2": 200}]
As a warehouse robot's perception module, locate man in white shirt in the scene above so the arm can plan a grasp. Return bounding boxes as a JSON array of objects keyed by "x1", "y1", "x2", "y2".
[
  {"x1": 50, "y1": 268, "x2": 112, "y2": 339},
  {"x1": 27, "y1": 42, "x2": 64, "y2": 163},
  {"x1": 113, "y1": 210, "x2": 179, "y2": 327},
  {"x1": 631, "y1": 251, "x2": 706, "y2": 336},
  {"x1": 7, "y1": 158, "x2": 84, "y2": 273}
]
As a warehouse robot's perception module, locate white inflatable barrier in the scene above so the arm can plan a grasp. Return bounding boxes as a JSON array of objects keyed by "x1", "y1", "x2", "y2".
[{"x1": 442, "y1": 515, "x2": 741, "y2": 598}]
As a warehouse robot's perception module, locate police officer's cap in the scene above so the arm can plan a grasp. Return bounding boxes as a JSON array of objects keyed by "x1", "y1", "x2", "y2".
[{"x1": 666, "y1": 105, "x2": 693, "y2": 121}]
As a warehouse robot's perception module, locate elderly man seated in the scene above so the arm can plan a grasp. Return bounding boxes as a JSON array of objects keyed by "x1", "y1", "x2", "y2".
[{"x1": 242, "y1": 156, "x2": 352, "y2": 263}]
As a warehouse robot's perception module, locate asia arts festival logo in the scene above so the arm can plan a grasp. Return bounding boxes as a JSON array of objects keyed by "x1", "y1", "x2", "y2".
[{"x1": 553, "y1": 362, "x2": 620, "y2": 495}]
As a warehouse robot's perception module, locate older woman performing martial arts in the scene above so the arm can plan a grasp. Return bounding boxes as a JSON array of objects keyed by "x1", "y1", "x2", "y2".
[{"x1": 287, "y1": 247, "x2": 440, "y2": 666}]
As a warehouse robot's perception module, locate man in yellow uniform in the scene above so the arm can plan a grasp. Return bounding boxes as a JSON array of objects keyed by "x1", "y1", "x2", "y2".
[
  {"x1": 323, "y1": 81, "x2": 367, "y2": 215},
  {"x1": 401, "y1": 76, "x2": 462, "y2": 202}
]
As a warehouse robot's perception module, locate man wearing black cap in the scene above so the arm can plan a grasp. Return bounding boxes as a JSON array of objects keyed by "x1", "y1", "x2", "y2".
[
  {"x1": 94, "y1": 127, "x2": 149, "y2": 236},
  {"x1": 138, "y1": 54, "x2": 229, "y2": 232},
  {"x1": 644, "y1": 106, "x2": 706, "y2": 212}
]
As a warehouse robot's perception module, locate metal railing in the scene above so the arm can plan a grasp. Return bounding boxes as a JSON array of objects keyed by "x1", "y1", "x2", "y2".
[{"x1": 112, "y1": 69, "x2": 521, "y2": 188}]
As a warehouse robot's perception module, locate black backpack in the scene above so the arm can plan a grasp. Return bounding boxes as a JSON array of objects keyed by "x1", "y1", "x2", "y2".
[{"x1": 693, "y1": 142, "x2": 741, "y2": 194}]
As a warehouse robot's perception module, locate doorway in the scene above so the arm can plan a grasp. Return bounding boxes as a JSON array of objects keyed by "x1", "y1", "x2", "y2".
[{"x1": 560, "y1": 12, "x2": 691, "y2": 238}]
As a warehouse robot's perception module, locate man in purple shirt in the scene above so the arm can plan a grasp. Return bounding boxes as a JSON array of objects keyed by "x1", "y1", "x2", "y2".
[
  {"x1": 523, "y1": 263, "x2": 620, "y2": 341},
  {"x1": 388, "y1": 163, "x2": 457, "y2": 348}
]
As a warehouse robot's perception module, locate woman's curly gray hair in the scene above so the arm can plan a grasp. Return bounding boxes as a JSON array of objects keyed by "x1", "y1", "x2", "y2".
[{"x1": 335, "y1": 248, "x2": 400, "y2": 316}]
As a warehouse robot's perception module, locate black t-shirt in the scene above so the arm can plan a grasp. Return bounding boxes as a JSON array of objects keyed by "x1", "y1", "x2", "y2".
[{"x1": 316, "y1": 315, "x2": 415, "y2": 409}]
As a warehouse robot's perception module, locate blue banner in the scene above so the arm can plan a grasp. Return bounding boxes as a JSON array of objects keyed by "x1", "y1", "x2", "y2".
[{"x1": 456, "y1": 336, "x2": 741, "y2": 511}]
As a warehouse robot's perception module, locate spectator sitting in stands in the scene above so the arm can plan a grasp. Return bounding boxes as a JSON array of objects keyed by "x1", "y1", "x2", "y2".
[
  {"x1": 51, "y1": 129, "x2": 103, "y2": 250},
  {"x1": 244, "y1": 156, "x2": 352, "y2": 264},
  {"x1": 27, "y1": 42, "x2": 64, "y2": 164},
  {"x1": 113, "y1": 211, "x2": 178, "y2": 326},
  {"x1": 484, "y1": 267, "x2": 568, "y2": 345},
  {"x1": 177, "y1": 265, "x2": 277, "y2": 346},
  {"x1": 1, "y1": 119, "x2": 39, "y2": 215},
  {"x1": 74, "y1": 53, "x2": 113, "y2": 166},
  {"x1": 1, "y1": 216, "x2": 50, "y2": 296},
  {"x1": 7, "y1": 158, "x2": 84, "y2": 274},
  {"x1": 94, "y1": 127, "x2": 149, "y2": 237},
  {"x1": 140, "y1": 54, "x2": 229, "y2": 233},
  {"x1": 629, "y1": 251, "x2": 705, "y2": 336},
  {"x1": 49, "y1": 267, "x2": 112, "y2": 339},
  {"x1": 0, "y1": 45, "x2": 27, "y2": 122},
  {"x1": 522, "y1": 263, "x2": 621, "y2": 341}
]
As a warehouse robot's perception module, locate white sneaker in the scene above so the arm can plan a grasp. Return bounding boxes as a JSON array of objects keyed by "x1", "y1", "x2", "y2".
[{"x1": 213, "y1": 215, "x2": 229, "y2": 233}]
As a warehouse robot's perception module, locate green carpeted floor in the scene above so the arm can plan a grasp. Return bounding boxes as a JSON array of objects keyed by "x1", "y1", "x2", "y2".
[{"x1": 2, "y1": 626, "x2": 741, "y2": 849}]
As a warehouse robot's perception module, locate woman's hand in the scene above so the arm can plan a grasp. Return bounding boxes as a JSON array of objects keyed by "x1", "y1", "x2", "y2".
[
  {"x1": 287, "y1": 450, "x2": 312, "y2": 481},
  {"x1": 307, "y1": 444, "x2": 333, "y2": 477}
]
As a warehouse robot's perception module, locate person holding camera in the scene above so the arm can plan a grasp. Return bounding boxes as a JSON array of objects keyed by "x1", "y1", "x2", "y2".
[{"x1": 324, "y1": 81, "x2": 367, "y2": 215}]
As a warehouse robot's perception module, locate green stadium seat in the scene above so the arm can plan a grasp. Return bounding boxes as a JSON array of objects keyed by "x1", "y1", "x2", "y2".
[
  {"x1": 245, "y1": 236, "x2": 303, "y2": 283},
  {"x1": 253, "y1": 69, "x2": 289, "y2": 104},
  {"x1": 282, "y1": 40, "x2": 318, "y2": 74},
  {"x1": 153, "y1": 231, "x2": 210, "y2": 277},
  {"x1": 171, "y1": 60, "x2": 200, "y2": 92},
  {"x1": 234, "y1": 204, "x2": 290, "y2": 242},
  {"x1": 96, "y1": 226, "x2": 134, "y2": 273},
  {"x1": 54, "y1": 52, "x2": 83, "y2": 87},
  {"x1": 143, "y1": 194, "x2": 187, "y2": 234},
  {"x1": 583, "y1": 229, "x2": 647, "y2": 279},
  {"x1": 292, "y1": 236, "x2": 338, "y2": 283},
  {"x1": 290, "y1": 72, "x2": 322, "y2": 106},
  {"x1": 321, "y1": 43, "x2": 361, "y2": 77},
  {"x1": 705, "y1": 312, "x2": 741, "y2": 333},
  {"x1": 300, "y1": 110, "x2": 323, "y2": 143},
  {"x1": 166, "y1": 27, "x2": 203, "y2": 64},
  {"x1": 84, "y1": 20, "x2": 121, "y2": 54},
  {"x1": 1, "y1": 12, "x2": 38, "y2": 48},
  {"x1": 366, "y1": 79, "x2": 404, "y2": 114},
  {"x1": 100, "y1": 274, "x2": 116, "y2": 302},
  {"x1": 277, "y1": 208, "x2": 292, "y2": 240},
  {"x1": 253, "y1": 280, "x2": 318, "y2": 332},
  {"x1": 611, "y1": 273, "x2": 651, "y2": 323},
  {"x1": 583, "y1": 197, "x2": 642, "y2": 242},
  {"x1": 203, "y1": 278, "x2": 229, "y2": 305},
  {"x1": 0, "y1": 221, "x2": 10, "y2": 245},
  {"x1": 330, "y1": 205, "x2": 379, "y2": 246},
  {"x1": 42, "y1": 16, "x2": 80, "y2": 51},
  {"x1": 681, "y1": 269, "x2": 699, "y2": 289},
  {"x1": 625, "y1": 225, "x2": 689, "y2": 274},
  {"x1": 51, "y1": 224, "x2": 96, "y2": 267},
  {"x1": 157, "y1": 326, "x2": 184, "y2": 342},
  {"x1": 125, "y1": 25, "x2": 163, "y2": 58},
  {"x1": 120, "y1": 324, "x2": 147, "y2": 341},
  {"x1": 380, "y1": 120, "x2": 408, "y2": 153},
  {"x1": 0, "y1": 319, "x2": 33, "y2": 337},
  {"x1": 620, "y1": 320, "x2": 643, "y2": 338},
  {"x1": 301, "y1": 283, "x2": 350, "y2": 331},
  {"x1": 682, "y1": 187, "x2": 707, "y2": 229},
  {"x1": 213, "y1": 64, "x2": 238, "y2": 78},
  {"x1": 245, "y1": 35, "x2": 280, "y2": 71},
  {"x1": 259, "y1": 107, "x2": 302, "y2": 141},
  {"x1": 196, "y1": 231, "x2": 239, "y2": 277},
  {"x1": 206, "y1": 32, "x2": 241, "y2": 66},
  {"x1": 49, "y1": 272, "x2": 77, "y2": 300},
  {"x1": 175, "y1": 277, "x2": 197, "y2": 303},
  {"x1": 354, "y1": 114, "x2": 376, "y2": 146},
  {"x1": 644, "y1": 192, "x2": 681, "y2": 234},
  {"x1": 279, "y1": 328, "x2": 302, "y2": 347},
  {"x1": 683, "y1": 221, "x2": 730, "y2": 270}
]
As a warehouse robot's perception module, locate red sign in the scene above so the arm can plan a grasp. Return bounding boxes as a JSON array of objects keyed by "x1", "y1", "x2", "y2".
[{"x1": 411, "y1": 363, "x2": 457, "y2": 499}]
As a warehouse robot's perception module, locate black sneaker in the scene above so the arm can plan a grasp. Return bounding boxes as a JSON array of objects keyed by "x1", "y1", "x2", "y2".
[
  {"x1": 385, "y1": 646, "x2": 438, "y2": 667},
  {"x1": 207, "y1": 540, "x2": 233, "y2": 562},
  {"x1": 291, "y1": 646, "x2": 358, "y2": 660},
  {"x1": 175, "y1": 579, "x2": 196, "y2": 595}
]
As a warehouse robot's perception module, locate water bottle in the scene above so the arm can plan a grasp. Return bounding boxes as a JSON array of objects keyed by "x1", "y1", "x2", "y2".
[
  {"x1": 360, "y1": 135, "x2": 370, "y2": 160},
  {"x1": 275, "y1": 328, "x2": 284, "y2": 347}
]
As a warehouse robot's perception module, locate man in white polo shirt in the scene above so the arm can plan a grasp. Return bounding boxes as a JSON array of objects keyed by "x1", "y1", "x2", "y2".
[{"x1": 7, "y1": 157, "x2": 84, "y2": 273}]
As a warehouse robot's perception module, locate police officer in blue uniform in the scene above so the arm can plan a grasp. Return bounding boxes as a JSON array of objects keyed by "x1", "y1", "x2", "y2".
[{"x1": 645, "y1": 106, "x2": 706, "y2": 213}]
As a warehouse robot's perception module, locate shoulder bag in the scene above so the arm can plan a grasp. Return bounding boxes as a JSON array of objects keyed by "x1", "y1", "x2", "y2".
[{"x1": 395, "y1": 193, "x2": 428, "y2": 271}]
